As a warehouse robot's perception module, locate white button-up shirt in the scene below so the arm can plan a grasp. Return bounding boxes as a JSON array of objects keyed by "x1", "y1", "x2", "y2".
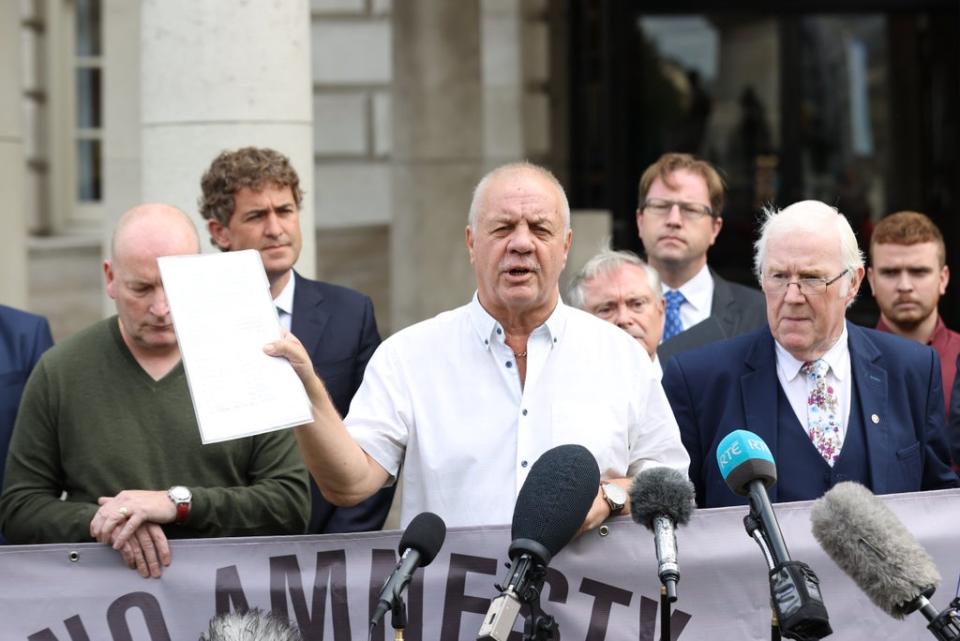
[
  {"x1": 662, "y1": 263, "x2": 714, "y2": 335},
  {"x1": 273, "y1": 271, "x2": 295, "y2": 332},
  {"x1": 775, "y1": 325, "x2": 852, "y2": 445},
  {"x1": 345, "y1": 294, "x2": 689, "y2": 528}
]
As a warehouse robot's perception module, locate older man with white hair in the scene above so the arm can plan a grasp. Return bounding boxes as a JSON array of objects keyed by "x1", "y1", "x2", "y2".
[
  {"x1": 661, "y1": 200, "x2": 957, "y2": 508},
  {"x1": 568, "y1": 249, "x2": 666, "y2": 377}
]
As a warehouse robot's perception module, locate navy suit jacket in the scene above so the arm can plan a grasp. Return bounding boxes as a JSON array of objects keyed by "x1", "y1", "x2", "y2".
[
  {"x1": 662, "y1": 322, "x2": 958, "y2": 508},
  {"x1": 0, "y1": 306, "x2": 53, "y2": 491},
  {"x1": 947, "y1": 353, "x2": 960, "y2": 468},
  {"x1": 289, "y1": 272, "x2": 395, "y2": 533},
  {"x1": 658, "y1": 270, "x2": 766, "y2": 364}
]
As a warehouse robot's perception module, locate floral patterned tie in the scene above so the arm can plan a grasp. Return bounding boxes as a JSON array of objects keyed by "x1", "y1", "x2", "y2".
[
  {"x1": 662, "y1": 290, "x2": 686, "y2": 341},
  {"x1": 800, "y1": 359, "x2": 842, "y2": 466}
]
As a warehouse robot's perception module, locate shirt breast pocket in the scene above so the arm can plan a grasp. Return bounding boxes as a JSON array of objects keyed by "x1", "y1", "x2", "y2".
[{"x1": 551, "y1": 401, "x2": 627, "y2": 477}]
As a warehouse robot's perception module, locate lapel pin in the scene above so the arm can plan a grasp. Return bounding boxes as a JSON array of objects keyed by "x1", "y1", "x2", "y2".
[{"x1": 871, "y1": 414, "x2": 879, "y2": 424}]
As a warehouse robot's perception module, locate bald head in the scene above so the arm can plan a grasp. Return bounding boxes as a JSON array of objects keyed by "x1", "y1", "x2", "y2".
[
  {"x1": 111, "y1": 203, "x2": 200, "y2": 265},
  {"x1": 105, "y1": 204, "x2": 200, "y2": 358},
  {"x1": 468, "y1": 162, "x2": 570, "y2": 231}
]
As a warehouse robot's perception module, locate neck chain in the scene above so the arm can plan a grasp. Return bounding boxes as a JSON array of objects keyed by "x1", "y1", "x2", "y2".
[{"x1": 513, "y1": 350, "x2": 527, "y2": 359}]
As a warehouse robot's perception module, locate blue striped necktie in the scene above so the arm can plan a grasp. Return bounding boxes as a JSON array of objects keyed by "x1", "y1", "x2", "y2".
[{"x1": 662, "y1": 290, "x2": 686, "y2": 341}]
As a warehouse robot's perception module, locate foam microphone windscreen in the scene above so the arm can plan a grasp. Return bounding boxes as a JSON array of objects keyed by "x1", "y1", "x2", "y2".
[
  {"x1": 629, "y1": 466, "x2": 695, "y2": 530},
  {"x1": 399, "y1": 511, "x2": 447, "y2": 566},
  {"x1": 511, "y1": 444, "x2": 601, "y2": 560},
  {"x1": 810, "y1": 482, "x2": 940, "y2": 619}
]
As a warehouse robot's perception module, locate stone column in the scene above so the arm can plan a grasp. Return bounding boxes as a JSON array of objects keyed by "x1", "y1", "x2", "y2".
[
  {"x1": 0, "y1": 2, "x2": 29, "y2": 307},
  {"x1": 390, "y1": 1, "x2": 485, "y2": 331},
  {"x1": 139, "y1": 0, "x2": 315, "y2": 275}
]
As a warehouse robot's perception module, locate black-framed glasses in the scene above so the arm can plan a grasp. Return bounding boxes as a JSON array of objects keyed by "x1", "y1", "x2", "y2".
[
  {"x1": 764, "y1": 269, "x2": 850, "y2": 296},
  {"x1": 642, "y1": 198, "x2": 715, "y2": 220}
]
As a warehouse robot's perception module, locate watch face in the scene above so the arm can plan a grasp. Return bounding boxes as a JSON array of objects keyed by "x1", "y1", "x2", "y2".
[
  {"x1": 169, "y1": 486, "x2": 191, "y2": 503},
  {"x1": 604, "y1": 483, "x2": 627, "y2": 506}
]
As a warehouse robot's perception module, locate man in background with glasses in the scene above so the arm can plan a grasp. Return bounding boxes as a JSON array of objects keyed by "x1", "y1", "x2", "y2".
[
  {"x1": 636, "y1": 153, "x2": 766, "y2": 365},
  {"x1": 661, "y1": 200, "x2": 957, "y2": 508}
]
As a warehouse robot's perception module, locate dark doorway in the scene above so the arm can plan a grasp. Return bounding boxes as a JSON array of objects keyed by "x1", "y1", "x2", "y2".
[{"x1": 567, "y1": 1, "x2": 960, "y2": 326}]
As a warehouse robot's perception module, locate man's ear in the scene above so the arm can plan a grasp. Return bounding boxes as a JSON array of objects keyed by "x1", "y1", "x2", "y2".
[
  {"x1": 465, "y1": 224, "x2": 476, "y2": 265},
  {"x1": 104, "y1": 260, "x2": 117, "y2": 300},
  {"x1": 708, "y1": 216, "x2": 723, "y2": 246},
  {"x1": 208, "y1": 218, "x2": 231, "y2": 251}
]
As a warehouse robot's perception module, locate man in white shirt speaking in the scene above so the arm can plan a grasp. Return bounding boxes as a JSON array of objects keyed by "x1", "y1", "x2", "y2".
[{"x1": 267, "y1": 161, "x2": 689, "y2": 531}]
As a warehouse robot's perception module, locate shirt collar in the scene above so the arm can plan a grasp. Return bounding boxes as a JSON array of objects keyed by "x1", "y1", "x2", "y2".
[
  {"x1": 877, "y1": 313, "x2": 946, "y2": 347},
  {"x1": 468, "y1": 292, "x2": 565, "y2": 350},
  {"x1": 273, "y1": 271, "x2": 295, "y2": 315},
  {"x1": 775, "y1": 323, "x2": 850, "y2": 382},
  {"x1": 928, "y1": 314, "x2": 948, "y2": 346},
  {"x1": 667, "y1": 263, "x2": 712, "y2": 312}
]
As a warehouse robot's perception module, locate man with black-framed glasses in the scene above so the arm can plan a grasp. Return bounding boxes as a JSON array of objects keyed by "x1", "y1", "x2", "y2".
[
  {"x1": 635, "y1": 153, "x2": 765, "y2": 365},
  {"x1": 661, "y1": 199, "x2": 957, "y2": 508}
]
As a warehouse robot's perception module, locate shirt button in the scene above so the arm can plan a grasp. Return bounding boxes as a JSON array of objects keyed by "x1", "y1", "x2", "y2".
[
  {"x1": 522, "y1": 409, "x2": 528, "y2": 416},
  {"x1": 484, "y1": 339, "x2": 489, "y2": 345},
  {"x1": 506, "y1": 361, "x2": 513, "y2": 368},
  {"x1": 496, "y1": 328, "x2": 502, "y2": 335},
  {"x1": 520, "y1": 460, "x2": 528, "y2": 468}
]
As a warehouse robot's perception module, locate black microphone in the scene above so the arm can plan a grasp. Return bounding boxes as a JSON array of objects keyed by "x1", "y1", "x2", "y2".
[
  {"x1": 716, "y1": 429, "x2": 832, "y2": 640},
  {"x1": 629, "y1": 466, "x2": 695, "y2": 602},
  {"x1": 811, "y1": 482, "x2": 960, "y2": 639},
  {"x1": 370, "y1": 511, "x2": 446, "y2": 631},
  {"x1": 477, "y1": 443, "x2": 600, "y2": 641}
]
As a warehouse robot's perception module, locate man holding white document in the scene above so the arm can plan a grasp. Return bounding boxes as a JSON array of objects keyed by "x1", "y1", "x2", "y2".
[
  {"x1": 199, "y1": 146, "x2": 391, "y2": 535},
  {"x1": 265, "y1": 162, "x2": 689, "y2": 532},
  {"x1": 0, "y1": 204, "x2": 309, "y2": 577}
]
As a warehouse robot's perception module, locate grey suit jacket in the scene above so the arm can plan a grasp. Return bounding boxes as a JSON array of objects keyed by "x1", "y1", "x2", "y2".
[{"x1": 657, "y1": 269, "x2": 766, "y2": 364}]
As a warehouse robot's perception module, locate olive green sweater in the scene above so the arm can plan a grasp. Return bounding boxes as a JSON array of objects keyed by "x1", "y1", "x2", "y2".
[{"x1": 0, "y1": 317, "x2": 309, "y2": 543}]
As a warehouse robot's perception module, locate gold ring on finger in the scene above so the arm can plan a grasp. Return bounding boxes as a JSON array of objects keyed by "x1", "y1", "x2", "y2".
[{"x1": 118, "y1": 506, "x2": 130, "y2": 518}]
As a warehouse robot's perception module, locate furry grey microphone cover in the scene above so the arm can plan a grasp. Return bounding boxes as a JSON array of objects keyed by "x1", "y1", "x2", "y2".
[
  {"x1": 629, "y1": 466, "x2": 696, "y2": 529},
  {"x1": 810, "y1": 481, "x2": 940, "y2": 619},
  {"x1": 198, "y1": 608, "x2": 302, "y2": 641}
]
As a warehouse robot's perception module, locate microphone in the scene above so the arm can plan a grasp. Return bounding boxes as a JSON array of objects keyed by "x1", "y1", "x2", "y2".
[
  {"x1": 370, "y1": 511, "x2": 446, "y2": 631},
  {"x1": 477, "y1": 443, "x2": 600, "y2": 641},
  {"x1": 716, "y1": 429, "x2": 832, "y2": 640},
  {"x1": 811, "y1": 482, "x2": 960, "y2": 639},
  {"x1": 629, "y1": 466, "x2": 695, "y2": 602}
]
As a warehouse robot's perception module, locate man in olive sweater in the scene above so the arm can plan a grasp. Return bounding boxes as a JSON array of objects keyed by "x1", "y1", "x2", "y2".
[{"x1": 0, "y1": 204, "x2": 309, "y2": 577}]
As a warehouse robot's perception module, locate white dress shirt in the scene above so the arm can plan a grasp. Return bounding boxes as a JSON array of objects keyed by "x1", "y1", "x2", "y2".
[
  {"x1": 775, "y1": 325, "x2": 852, "y2": 445},
  {"x1": 662, "y1": 263, "x2": 714, "y2": 335},
  {"x1": 651, "y1": 354, "x2": 663, "y2": 381},
  {"x1": 345, "y1": 294, "x2": 689, "y2": 528},
  {"x1": 274, "y1": 272, "x2": 295, "y2": 332}
]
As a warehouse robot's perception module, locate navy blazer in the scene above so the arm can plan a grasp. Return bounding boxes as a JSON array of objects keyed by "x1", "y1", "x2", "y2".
[
  {"x1": 658, "y1": 270, "x2": 766, "y2": 364},
  {"x1": 289, "y1": 272, "x2": 395, "y2": 533},
  {"x1": 947, "y1": 353, "x2": 960, "y2": 468},
  {"x1": 0, "y1": 306, "x2": 53, "y2": 490},
  {"x1": 662, "y1": 322, "x2": 958, "y2": 508}
]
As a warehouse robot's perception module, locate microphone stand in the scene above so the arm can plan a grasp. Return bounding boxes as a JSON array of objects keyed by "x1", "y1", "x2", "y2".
[
  {"x1": 391, "y1": 596, "x2": 407, "y2": 641},
  {"x1": 660, "y1": 585, "x2": 671, "y2": 641},
  {"x1": 519, "y1": 563, "x2": 558, "y2": 641},
  {"x1": 743, "y1": 513, "x2": 780, "y2": 641},
  {"x1": 922, "y1": 596, "x2": 960, "y2": 641}
]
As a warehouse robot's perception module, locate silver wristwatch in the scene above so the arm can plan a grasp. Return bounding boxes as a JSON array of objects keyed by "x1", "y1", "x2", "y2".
[
  {"x1": 167, "y1": 485, "x2": 192, "y2": 524},
  {"x1": 601, "y1": 482, "x2": 627, "y2": 514}
]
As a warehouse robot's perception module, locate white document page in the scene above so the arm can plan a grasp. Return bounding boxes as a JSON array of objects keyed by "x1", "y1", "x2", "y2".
[{"x1": 158, "y1": 250, "x2": 312, "y2": 443}]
